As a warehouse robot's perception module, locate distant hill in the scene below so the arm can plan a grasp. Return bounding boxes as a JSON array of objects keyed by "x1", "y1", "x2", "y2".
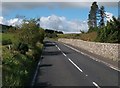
[
  {"x1": 45, "y1": 29, "x2": 63, "y2": 34},
  {"x1": 0, "y1": 24, "x2": 13, "y2": 33}
]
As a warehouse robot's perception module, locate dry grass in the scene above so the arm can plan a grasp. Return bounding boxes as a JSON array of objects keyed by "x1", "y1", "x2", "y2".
[{"x1": 80, "y1": 32, "x2": 97, "y2": 42}]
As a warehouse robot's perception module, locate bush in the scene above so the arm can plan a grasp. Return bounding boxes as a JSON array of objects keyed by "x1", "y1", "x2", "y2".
[
  {"x1": 17, "y1": 43, "x2": 29, "y2": 54},
  {"x1": 2, "y1": 19, "x2": 45, "y2": 86},
  {"x1": 88, "y1": 27, "x2": 98, "y2": 33},
  {"x1": 2, "y1": 39, "x2": 12, "y2": 45},
  {"x1": 32, "y1": 43, "x2": 43, "y2": 60},
  {"x1": 96, "y1": 17, "x2": 120, "y2": 43},
  {"x1": 2, "y1": 47, "x2": 37, "y2": 86}
]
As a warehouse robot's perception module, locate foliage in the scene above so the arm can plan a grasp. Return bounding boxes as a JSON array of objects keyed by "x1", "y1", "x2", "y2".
[
  {"x1": 17, "y1": 43, "x2": 29, "y2": 54},
  {"x1": 87, "y1": 2, "x2": 119, "y2": 43},
  {"x1": 2, "y1": 18, "x2": 45, "y2": 86},
  {"x1": 2, "y1": 39, "x2": 12, "y2": 45},
  {"x1": 18, "y1": 19, "x2": 45, "y2": 46},
  {"x1": 58, "y1": 34, "x2": 80, "y2": 39},
  {"x1": 45, "y1": 33, "x2": 58, "y2": 38},
  {"x1": 45, "y1": 29, "x2": 63, "y2": 34},
  {"x1": 88, "y1": 2, "x2": 98, "y2": 28},
  {"x1": 96, "y1": 17, "x2": 120, "y2": 43},
  {"x1": 1, "y1": 24, "x2": 13, "y2": 33},
  {"x1": 2, "y1": 46, "x2": 36, "y2": 86},
  {"x1": 98, "y1": 6, "x2": 105, "y2": 27},
  {"x1": 88, "y1": 27, "x2": 98, "y2": 33},
  {"x1": 80, "y1": 32, "x2": 97, "y2": 41},
  {"x1": 2, "y1": 33, "x2": 19, "y2": 45}
]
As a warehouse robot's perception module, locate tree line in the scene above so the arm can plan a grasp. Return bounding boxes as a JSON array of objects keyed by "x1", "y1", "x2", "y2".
[{"x1": 87, "y1": 2, "x2": 120, "y2": 43}]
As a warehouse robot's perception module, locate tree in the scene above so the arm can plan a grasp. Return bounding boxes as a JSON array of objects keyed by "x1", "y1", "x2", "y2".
[
  {"x1": 98, "y1": 6, "x2": 105, "y2": 28},
  {"x1": 96, "y1": 16, "x2": 120, "y2": 43},
  {"x1": 18, "y1": 19, "x2": 45, "y2": 46},
  {"x1": 88, "y1": 2, "x2": 99, "y2": 29}
]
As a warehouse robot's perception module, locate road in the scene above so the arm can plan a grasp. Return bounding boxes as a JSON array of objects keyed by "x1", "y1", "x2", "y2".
[{"x1": 34, "y1": 40, "x2": 119, "y2": 87}]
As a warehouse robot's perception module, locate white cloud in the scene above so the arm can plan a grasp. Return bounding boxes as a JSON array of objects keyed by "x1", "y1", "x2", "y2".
[
  {"x1": 0, "y1": 15, "x2": 88, "y2": 33},
  {"x1": 0, "y1": 17, "x2": 4, "y2": 24},
  {"x1": 7, "y1": 18, "x2": 23, "y2": 26},
  {"x1": 0, "y1": 16, "x2": 23, "y2": 26},
  {"x1": 40, "y1": 15, "x2": 88, "y2": 33},
  {"x1": 105, "y1": 12, "x2": 113, "y2": 21}
]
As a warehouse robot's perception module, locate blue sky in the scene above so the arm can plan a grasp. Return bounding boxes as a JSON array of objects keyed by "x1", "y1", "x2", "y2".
[
  {"x1": 1, "y1": 2, "x2": 118, "y2": 33},
  {"x1": 3, "y1": 3, "x2": 89, "y2": 21},
  {"x1": 2, "y1": 2, "x2": 118, "y2": 20}
]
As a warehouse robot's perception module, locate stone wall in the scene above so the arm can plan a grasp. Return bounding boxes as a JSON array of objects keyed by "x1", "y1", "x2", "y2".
[{"x1": 58, "y1": 38, "x2": 120, "y2": 61}]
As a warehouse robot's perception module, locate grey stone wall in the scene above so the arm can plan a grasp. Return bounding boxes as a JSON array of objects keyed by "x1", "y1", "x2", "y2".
[{"x1": 58, "y1": 38, "x2": 120, "y2": 61}]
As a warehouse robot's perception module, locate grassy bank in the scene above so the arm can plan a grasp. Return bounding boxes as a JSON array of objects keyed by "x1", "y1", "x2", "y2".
[
  {"x1": 2, "y1": 19, "x2": 45, "y2": 86},
  {"x1": 2, "y1": 33, "x2": 43, "y2": 86},
  {"x1": 57, "y1": 31, "x2": 97, "y2": 42}
]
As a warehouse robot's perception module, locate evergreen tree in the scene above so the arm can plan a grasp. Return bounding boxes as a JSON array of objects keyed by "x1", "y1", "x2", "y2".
[
  {"x1": 98, "y1": 6, "x2": 105, "y2": 28},
  {"x1": 88, "y1": 2, "x2": 98, "y2": 29}
]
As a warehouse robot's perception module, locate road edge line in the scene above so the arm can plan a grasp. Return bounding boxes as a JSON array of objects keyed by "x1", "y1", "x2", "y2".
[
  {"x1": 63, "y1": 43, "x2": 120, "y2": 72},
  {"x1": 31, "y1": 47, "x2": 44, "y2": 86}
]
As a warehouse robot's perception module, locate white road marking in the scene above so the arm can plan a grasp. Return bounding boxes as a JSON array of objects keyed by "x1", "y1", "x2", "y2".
[
  {"x1": 55, "y1": 45, "x2": 61, "y2": 51},
  {"x1": 58, "y1": 47, "x2": 61, "y2": 51},
  {"x1": 56, "y1": 44, "x2": 83, "y2": 73},
  {"x1": 55, "y1": 45, "x2": 58, "y2": 47},
  {"x1": 64, "y1": 44, "x2": 120, "y2": 72},
  {"x1": 31, "y1": 58, "x2": 41, "y2": 86},
  {"x1": 93, "y1": 82, "x2": 100, "y2": 88},
  {"x1": 64, "y1": 44, "x2": 80, "y2": 53},
  {"x1": 56, "y1": 44, "x2": 101, "y2": 87},
  {"x1": 62, "y1": 52, "x2": 67, "y2": 57},
  {"x1": 68, "y1": 57, "x2": 83, "y2": 72},
  {"x1": 85, "y1": 74, "x2": 88, "y2": 76}
]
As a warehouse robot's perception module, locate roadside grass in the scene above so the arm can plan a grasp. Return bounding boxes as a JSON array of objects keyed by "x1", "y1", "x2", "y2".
[
  {"x1": 58, "y1": 34, "x2": 80, "y2": 39},
  {"x1": 79, "y1": 32, "x2": 97, "y2": 41},
  {"x1": 46, "y1": 37, "x2": 58, "y2": 41},
  {"x1": 57, "y1": 32, "x2": 97, "y2": 42},
  {"x1": 2, "y1": 42, "x2": 43, "y2": 86},
  {"x1": 2, "y1": 33, "x2": 19, "y2": 45},
  {"x1": 2, "y1": 32, "x2": 44, "y2": 86}
]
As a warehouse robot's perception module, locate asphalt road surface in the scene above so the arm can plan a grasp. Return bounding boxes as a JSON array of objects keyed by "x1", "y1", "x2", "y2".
[{"x1": 34, "y1": 40, "x2": 119, "y2": 87}]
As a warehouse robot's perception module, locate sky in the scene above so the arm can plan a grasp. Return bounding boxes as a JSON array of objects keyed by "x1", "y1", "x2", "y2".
[{"x1": 0, "y1": 1, "x2": 119, "y2": 33}]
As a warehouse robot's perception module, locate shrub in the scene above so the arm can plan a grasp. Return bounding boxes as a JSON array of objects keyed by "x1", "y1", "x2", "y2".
[
  {"x1": 2, "y1": 47, "x2": 37, "y2": 86},
  {"x1": 88, "y1": 27, "x2": 98, "y2": 33},
  {"x1": 17, "y1": 43, "x2": 29, "y2": 54},
  {"x1": 96, "y1": 17, "x2": 119, "y2": 43},
  {"x1": 2, "y1": 39, "x2": 12, "y2": 45},
  {"x1": 2, "y1": 18, "x2": 45, "y2": 86}
]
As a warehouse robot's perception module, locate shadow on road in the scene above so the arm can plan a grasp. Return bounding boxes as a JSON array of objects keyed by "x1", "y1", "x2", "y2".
[
  {"x1": 34, "y1": 82, "x2": 52, "y2": 88},
  {"x1": 34, "y1": 64, "x2": 52, "y2": 87},
  {"x1": 39, "y1": 64, "x2": 53, "y2": 68},
  {"x1": 43, "y1": 50, "x2": 71, "y2": 56},
  {"x1": 43, "y1": 40, "x2": 71, "y2": 56},
  {"x1": 43, "y1": 51, "x2": 61, "y2": 56},
  {"x1": 44, "y1": 41, "x2": 55, "y2": 47}
]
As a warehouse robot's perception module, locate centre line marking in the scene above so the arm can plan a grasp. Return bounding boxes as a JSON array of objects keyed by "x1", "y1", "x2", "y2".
[
  {"x1": 55, "y1": 45, "x2": 61, "y2": 51},
  {"x1": 93, "y1": 82, "x2": 100, "y2": 88},
  {"x1": 68, "y1": 58, "x2": 83, "y2": 72},
  {"x1": 56, "y1": 43, "x2": 101, "y2": 87},
  {"x1": 56, "y1": 44, "x2": 101, "y2": 87},
  {"x1": 56, "y1": 44, "x2": 83, "y2": 73},
  {"x1": 62, "y1": 53, "x2": 67, "y2": 57},
  {"x1": 58, "y1": 47, "x2": 61, "y2": 51}
]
